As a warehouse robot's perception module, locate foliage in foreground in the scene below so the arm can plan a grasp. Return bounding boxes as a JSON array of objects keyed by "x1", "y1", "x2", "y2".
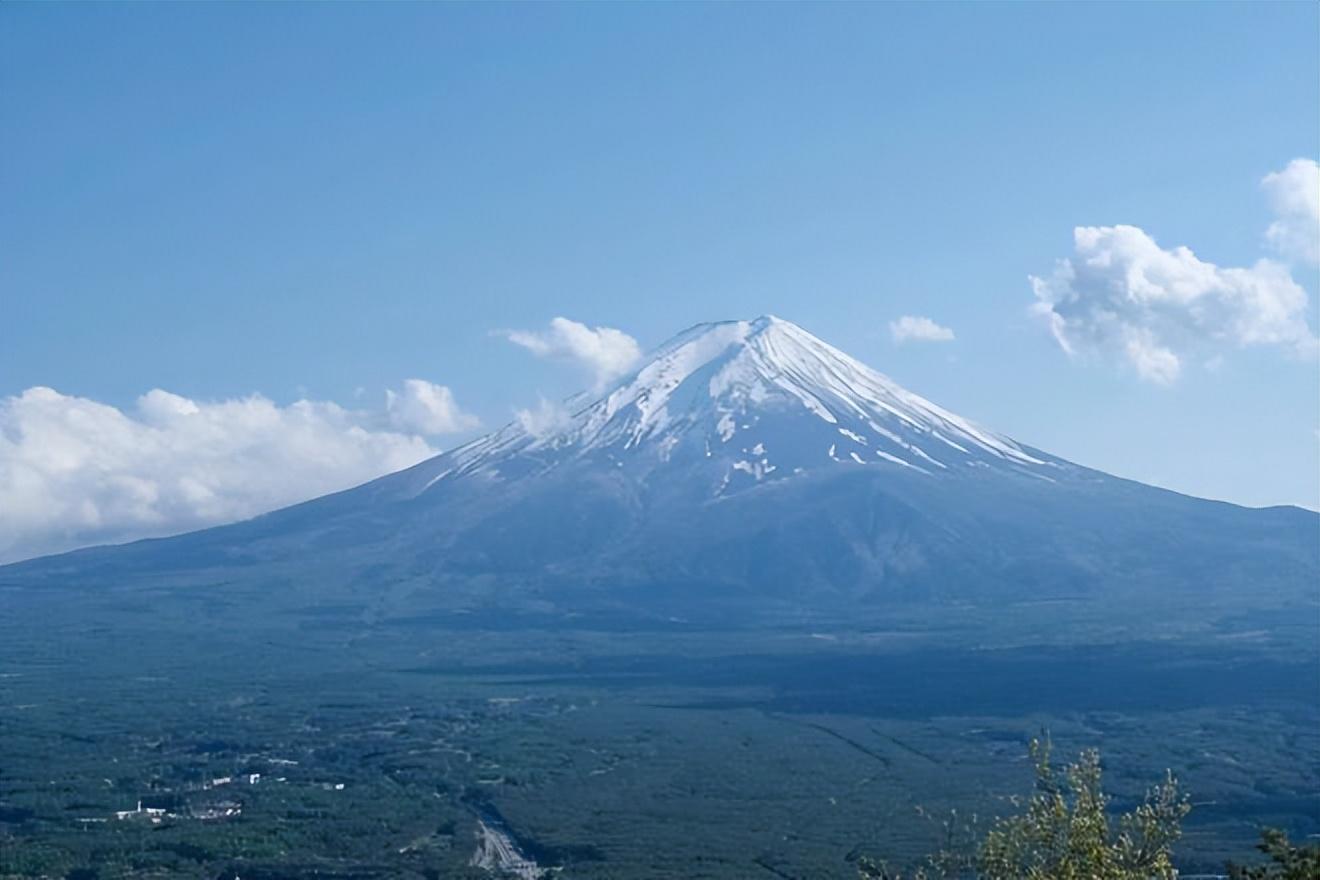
[
  {"x1": 1227, "y1": 827, "x2": 1320, "y2": 880},
  {"x1": 859, "y1": 738, "x2": 1190, "y2": 880}
]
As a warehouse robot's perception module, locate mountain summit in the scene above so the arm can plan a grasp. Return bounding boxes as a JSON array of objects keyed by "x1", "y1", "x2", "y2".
[
  {"x1": 6, "y1": 317, "x2": 1316, "y2": 623},
  {"x1": 403, "y1": 316, "x2": 1050, "y2": 504}
]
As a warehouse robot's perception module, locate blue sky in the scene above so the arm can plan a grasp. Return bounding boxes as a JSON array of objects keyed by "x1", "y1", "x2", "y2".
[{"x1": 1, "y1": 3, "x2": 1317, "y2": 560}]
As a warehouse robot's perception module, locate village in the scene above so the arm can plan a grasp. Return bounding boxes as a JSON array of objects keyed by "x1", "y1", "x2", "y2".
[{"x1": 99, "y1": 765, "x2": 352, "y2": 826}]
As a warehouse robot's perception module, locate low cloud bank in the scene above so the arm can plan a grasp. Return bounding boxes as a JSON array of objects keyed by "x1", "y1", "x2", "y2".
[{"x1": 0, "y1": 380, "x2": 477, "y2": 563}]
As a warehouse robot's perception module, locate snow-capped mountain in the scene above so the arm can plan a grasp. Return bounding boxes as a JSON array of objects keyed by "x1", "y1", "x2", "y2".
[
  {"x1": 386, "y1": 315, "x2": 1055, "y2": 501},
  {"x1": 5, "y1": 317, "x2": 1316, "y2": 623}
]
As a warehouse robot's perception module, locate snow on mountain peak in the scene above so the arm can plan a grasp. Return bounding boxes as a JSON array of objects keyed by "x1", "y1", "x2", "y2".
[{"x1": 424, "y1": 317, "x2": 1050, "y2": 495}]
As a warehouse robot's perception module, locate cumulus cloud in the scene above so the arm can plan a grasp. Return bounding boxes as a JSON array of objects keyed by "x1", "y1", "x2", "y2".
[
  {"x1": 889, "y1": 315, "x2": 956, "y2": 344},
  {"x1": 1261, "y1": 158, "x2": 1319, "y2": 265},
  {"x1": 0, "y1": 380, "x2": 477, "y2": 563},
  {"x1": 386, "y1": 378, "x2": 480, "y2": 435},
  {"x1": 505, "y1": 317, "x2": 642, "y2": 389},
  {"x1": 1030, "y1": 225, "x2": 1318, "y2": 384}
]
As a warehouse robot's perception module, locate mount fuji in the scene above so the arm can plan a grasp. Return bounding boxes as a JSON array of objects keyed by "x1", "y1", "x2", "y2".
[{"x1": 5, "y1": 316, "x2": 1316, "y2": 624}]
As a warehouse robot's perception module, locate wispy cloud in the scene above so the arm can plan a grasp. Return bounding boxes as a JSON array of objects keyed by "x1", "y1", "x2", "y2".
[
  {"x1": 514, "y1": 396, "x2": 575, "y2": 438},
  {"x1": 0, "y1": 380, "x2": 476, "y2": 563},
  {"x1": 889, "y1": 315, "x2": 956, "y2": 344},
  {"x1": 504, "y1": 317, "x2": 642, "y2": 389}
]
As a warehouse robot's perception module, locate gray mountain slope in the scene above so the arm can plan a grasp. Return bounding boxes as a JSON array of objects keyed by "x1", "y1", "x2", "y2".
[{"x1": 4, "y1": 317, "x2": 1316, "y2": 623}]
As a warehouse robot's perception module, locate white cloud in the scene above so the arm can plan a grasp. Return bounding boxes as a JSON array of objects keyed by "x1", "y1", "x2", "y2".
[
  {"x1": 1030, "y1": 224, "x2": 1318, "y2": 384},
  {"x1": 1122, "y1": 328, "x2": 1181, "y2": 385},
  {"x1": 514, "y1": 396, "x2": 575, "y2": 438},
  {"x1": 889, "y1": 315, "x2": 956, "y2": 344},
  {"x1": 1261, "y1": 158, "x2": 1319, "y2": 265},
  {"x1": 0, "y1": 380, "x2": 476, "y2": 563},
  {"x1": 386, "y1": 379, "x2": 480, "y2": 435},
  {"x1": 505, "y1": 317, "x2": 642, "y2": 389}
]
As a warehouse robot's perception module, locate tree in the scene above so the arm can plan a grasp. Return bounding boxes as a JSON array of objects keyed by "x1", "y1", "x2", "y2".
[
  {"x1": 859, "y1": 738, "x2": 1190, "y2": 880},
  {"x1": 1227, "y1": 828, "x2": 1320, "y2": 880}
]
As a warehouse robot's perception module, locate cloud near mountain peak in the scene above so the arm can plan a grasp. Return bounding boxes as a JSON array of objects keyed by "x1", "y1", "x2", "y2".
[
  {"x1": 504, "y1": 317, "x2": 642, "y2": 389},
  {"x1": 889, "y1": 315, "x2": 956, "y2": 344}
]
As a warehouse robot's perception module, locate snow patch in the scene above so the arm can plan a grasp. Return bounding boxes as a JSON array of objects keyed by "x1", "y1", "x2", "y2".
[
  {"x1": 906, "y1": 445, "x2": 947, "y2": 469},
  {"x1": 420, "y1": 468, "x2": 454, "y2": 492},
  {"x1": 875, "y1": 449, "x2": 929, "y2": 474},
  {"x1": 732, "y1": 458, "x2": 776, "y2": 480}
]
